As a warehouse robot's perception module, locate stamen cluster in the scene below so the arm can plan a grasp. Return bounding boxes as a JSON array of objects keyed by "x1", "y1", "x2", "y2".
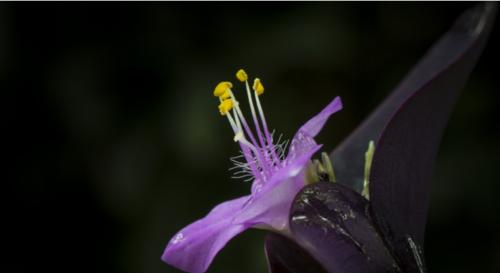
[{"x1": 213, "y1": 69, "x2": 281, "y2": 183}]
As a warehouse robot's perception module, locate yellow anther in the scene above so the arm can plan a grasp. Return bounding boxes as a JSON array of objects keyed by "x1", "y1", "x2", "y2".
[
  {"x1": 236, "y1": 69, "x2": 248, "y2": 82},
  {"x1": 253, "y1": 78, "x2": 264, "y2": 95},
  {"x1": 220, "y1": 90, "x2": 231, "y2": 100},
  {"x1": 213, "y1": 81, "x2": 233, "y2": 97},
  {"x1": 218, "y1": 99, "x2": 233, "y2": 115}
]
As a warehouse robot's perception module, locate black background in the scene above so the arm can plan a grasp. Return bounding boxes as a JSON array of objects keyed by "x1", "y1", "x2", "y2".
[{"x1": 6, "y1": 3, "x2": 500, "y2": 273}]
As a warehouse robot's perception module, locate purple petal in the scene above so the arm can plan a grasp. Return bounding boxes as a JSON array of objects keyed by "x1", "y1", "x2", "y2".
[
  {"x1": 289, "y1": 182, "x2": 401, "y2": 273},
  {"x1": 162, "y1": 196, "x2": 250, "y2": 273},
  {"x1": 265, "y1": 232, "x2": 328, "y2": 273},
  {"x1": 369, "y1": 3, "x2": 496, "y2": 270},
  {"x1": 296, "y1": 97, "x2": 343, "y2": 138},
  {"x1": 287, "y1": 97, "x2": 342, "y2": 163},
  {"x1": 331, "y1": 3, "x2": 497, "y2": 193},
  {"x1": 235, "y1": 145, "x2": 321, "y2": 231}
]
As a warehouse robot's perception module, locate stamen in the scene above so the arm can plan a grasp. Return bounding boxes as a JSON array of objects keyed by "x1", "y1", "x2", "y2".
[
  {"x1": 253, "y1": 78, "x2": 264, "y2": 95},
  {"x1": 236, "y1": 69, "x2": 248, "y2": 82},
  {"x1": 235, "y1": 134, "x2": 260, "y2": 157},
  {"x1": 226, "y1": 113, "x2": 264, "y2": 181},
  {"x1": 213, "y1": 71, "x2": 287, "y2": 182},
  {"x1": 273, "y1": 132, "x2": 289, "y2": 160},
  {"x1": 226, "y1": 95, "x2": 270, "y2": 178},
  {"x1": 226, "y1": 88, "x2": 271, "y2": 177},
  {"x1": 232, "y1": 107, "x2": 242, "y2": 132},
  {"x1": 236, "y1": 134, "x2": 271, "y2": 180},
  {"x1": 238, "y1": 69, "x2": 267, "y2": 152},
  {"x1": 220, "y1": 90, "x2": 231, "y2": 100},
  {"x1": 253, "y1": 80, "x2": 281, "y2": 166},
  {"x1": 213, "y1": 81, "x2": 233, "y2": 97},
  {"x1": 226, "y1": 88, "x2": 261, "y2": 150},
  {"x1": 225, "y1": 112, "x2": 239, "y2": 135},
  {"x1": 216, "y1": 86, "x2": 258, "y2": 157},
  {"x1": 218, "y1": 99, "x2": 233, "y2": 116}
]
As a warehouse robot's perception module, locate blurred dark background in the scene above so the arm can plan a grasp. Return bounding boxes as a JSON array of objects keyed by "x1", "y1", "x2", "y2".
[{"x1": 5, "y1": 3, "x2": 499, "y2": 273}]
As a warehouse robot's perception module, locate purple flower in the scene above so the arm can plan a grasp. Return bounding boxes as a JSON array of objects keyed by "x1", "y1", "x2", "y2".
[{"x1": 162, "y1": 69, "x2": 343, "y2": 273}]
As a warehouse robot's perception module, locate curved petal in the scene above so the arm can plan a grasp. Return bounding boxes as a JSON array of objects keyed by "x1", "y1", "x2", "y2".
[
  {"x1": 238, "y1": 98, "x2": 342, "y2": 231},
  {"x1": 288, "y1": 97, "x2": 342, "y2": 163},
  {"x1": 235, "y1": 145, "x2": 321, "y2": 231},
  {"x1": 297, "y1": 97, "x2": 343, "y2": 138},
  {"x1": 162, "y1": 196, "x2": 250, "y2": 273}
]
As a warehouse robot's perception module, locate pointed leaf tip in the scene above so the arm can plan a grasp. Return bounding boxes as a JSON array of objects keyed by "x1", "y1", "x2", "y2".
[
  {"x1": 367, "y1": 3, "x2": 496, "y2": 271},
  {"x1": 331, "y1": 3, "x2": 496, "y2": 193},
  {"x1": 324, "y1": 4, "x2": 496, "y2": 272}
]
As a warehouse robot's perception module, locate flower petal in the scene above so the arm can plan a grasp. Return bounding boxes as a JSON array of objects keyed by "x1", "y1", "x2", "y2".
[
  {"x1": 287, "y1": 97, "x2": 342, "y2": 163},
  {"x1": 297, "y1": 96, "x2": 343, "y2": 138},
  {"x1": 162, "y1": 196, "x2": 250, "y2": 273},
  {"x1": 238, "y1": 98, "x2": 341, "y2": 231},
  {"x1": 235, "y1": 145, "x2": 321, "y2": 231}
]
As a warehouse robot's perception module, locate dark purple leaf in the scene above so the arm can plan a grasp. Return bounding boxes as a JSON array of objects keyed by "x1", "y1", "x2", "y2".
[
  {"x1": 289, "y1": 182, "x2": 401, "y2": 273},
  {"x1": 331, "y1": 3, "x2": 497, "y2": 193},
  {"x1": 367, "y1": 3, "x2": 496, "y2": 272},
  {"x1": 265, "y1": 232, "x2": 328, "y2": 273},
  {"x1": 266, "y1": 4, "x2": 495, "y2": 273}
]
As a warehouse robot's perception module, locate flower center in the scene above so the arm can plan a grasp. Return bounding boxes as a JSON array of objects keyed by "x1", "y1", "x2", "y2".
[
  {"x1": 213, "y1": 69, "x2": 284, "y2": 183},
  {"x1": 305, "y1": 152, "x2": 337, "y2": 184},
  {"x1": 304, "y1": 141, "x2": 374, "y2": 201}
]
